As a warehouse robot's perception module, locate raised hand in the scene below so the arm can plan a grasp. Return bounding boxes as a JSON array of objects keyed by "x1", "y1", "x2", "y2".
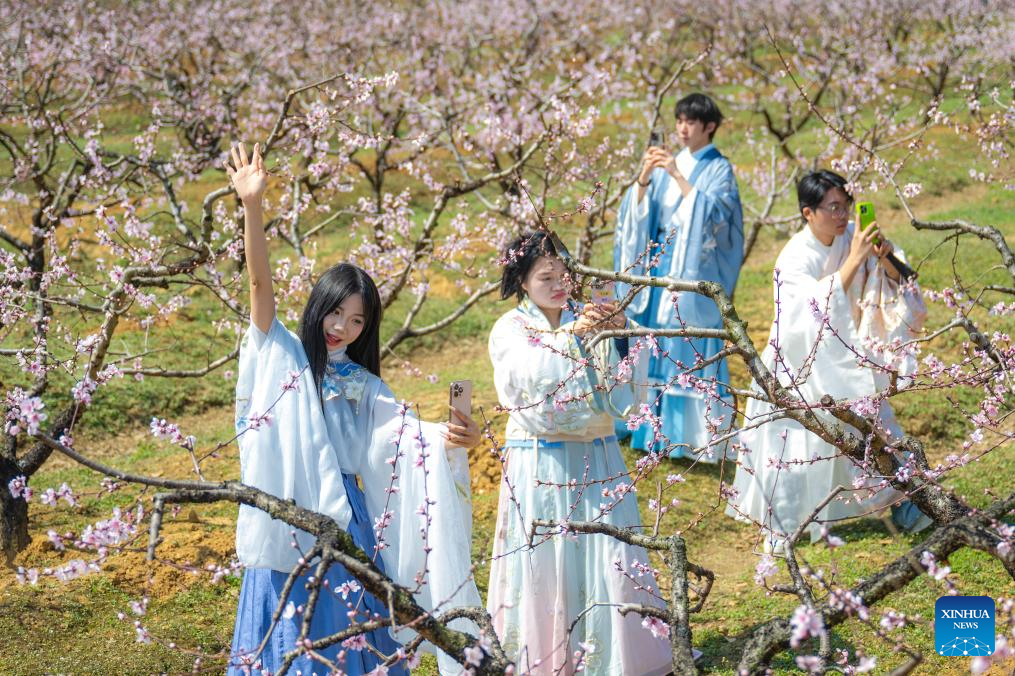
[
  {"x1": 226, "y1": 141, "x2": 274, "y2": 333},
  {"x1": 583, "y1": 301, "x2": 626, "y2": 329},
  {"x1": 638, "y1": 146, "x2": 676, "y2": 185},
  {"x1": 849, "y1": 219, "x2": 880, "y2": 262},
  {"x1": 224, "y1": 142, "x2": 268, "y2": 204},
  {"x1": 873, "y1": 235, "x2": 895, "y2": 261},
  {"x1": 838, "y1": 220, "x2": 881, "y2": 290},
  {"x1": 573, "y1": 302, "x2": 626, "y2": 337}
]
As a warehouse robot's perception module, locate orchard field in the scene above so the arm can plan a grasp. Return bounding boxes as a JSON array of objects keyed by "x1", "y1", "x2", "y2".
[{"x1": 0, "y1": 2, "x2": 1013, "y2": 674}]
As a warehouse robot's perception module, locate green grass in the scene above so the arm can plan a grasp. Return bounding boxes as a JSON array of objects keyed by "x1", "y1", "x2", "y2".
[
  {"x1": 2, "y1": 72, "x2": 1014, "y2": 674},
  {"x1": 6, "y1": 196, "x2": 1011, "y2": 673}
]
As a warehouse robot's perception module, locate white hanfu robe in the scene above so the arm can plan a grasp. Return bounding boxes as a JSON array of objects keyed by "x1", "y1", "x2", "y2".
[
  {"x1": 234, "y1": 316, "x2": 480, "y2": 673},
  {"x1": 726, "y1": 225, "x2": 927, "y2": 543},
  {"x1": 486, "y1": 299, "x2": 671, "y2": 676}
]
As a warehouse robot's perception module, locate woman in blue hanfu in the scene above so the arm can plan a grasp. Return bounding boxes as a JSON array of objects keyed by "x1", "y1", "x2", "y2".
[
  {"x1": 486, "y1": 232, "x2": 674, "y2": 676},
  {"x1": 224, "y1": 142, "x2": 481, "y2": 675}
]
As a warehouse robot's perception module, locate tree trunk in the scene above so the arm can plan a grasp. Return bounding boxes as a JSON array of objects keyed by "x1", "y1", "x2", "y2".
[
  {"x1": 0, "y1": 457, "x2": 31, "y2": 565},
  {"x1": 668, "y1": 535, "x2": 699, "y2": 675}
]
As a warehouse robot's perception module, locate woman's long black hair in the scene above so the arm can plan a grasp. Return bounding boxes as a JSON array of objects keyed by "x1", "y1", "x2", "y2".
[
  {"x1": 499, "y1": 231, "x2": 559, "y2": 300},
  {"x1": 298, "y1": 263, "x2": 382, "y2": 396}
]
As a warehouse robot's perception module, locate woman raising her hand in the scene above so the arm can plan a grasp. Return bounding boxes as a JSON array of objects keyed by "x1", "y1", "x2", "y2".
[{"x1": 225, "y1": 142, "x2": 482, "y2": 675}]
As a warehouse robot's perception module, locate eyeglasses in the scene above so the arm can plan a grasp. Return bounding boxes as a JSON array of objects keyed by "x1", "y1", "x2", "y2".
[{"x1": 815, "y1": 201, "x2": 852, "y2": 217}]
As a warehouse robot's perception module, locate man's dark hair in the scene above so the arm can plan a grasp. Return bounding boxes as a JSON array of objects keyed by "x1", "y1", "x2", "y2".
[
  {"x1": 499, "y1": 231, "x2": 559, "y2": 301},
  {"x1": 796, "y1": 170, "x2": 853, "y2": 216},
  {"x1": 299, "y1": 263, "x2": 383, "y2": 391},
  {"x1": 674, "y1": 93, "x2": 724, "y2": 140}
]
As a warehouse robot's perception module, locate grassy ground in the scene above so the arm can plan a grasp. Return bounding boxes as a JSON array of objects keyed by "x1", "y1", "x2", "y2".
[
  {"x1": 2, "y1": 180, "x2": 1013, "y2": 674},
  {"x1": 1, "y1": 84, "x2": 1014, "y2": 672}
]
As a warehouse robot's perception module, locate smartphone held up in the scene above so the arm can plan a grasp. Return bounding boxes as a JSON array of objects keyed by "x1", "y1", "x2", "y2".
[
  {"x1": 855, "y1": 202, "x2": 917, "y2": 282},
  {"x1": 590, "y1": 281, "x2": 616, "y2": 305},
  {"x1": 448, "y1": 380, "x2": 472, "y2": 424}
]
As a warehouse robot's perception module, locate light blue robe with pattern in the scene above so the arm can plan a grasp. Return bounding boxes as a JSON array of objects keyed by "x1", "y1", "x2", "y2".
[{"x1": 614, "y1": 144, "x2": 744, "y2": 460}]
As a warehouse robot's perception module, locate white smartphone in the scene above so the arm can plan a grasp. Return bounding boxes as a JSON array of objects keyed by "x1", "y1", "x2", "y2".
[
  {"x1": 448, "y1": 380, "x2": 473, "y2": 423},
  {"x1": 591, "y1": 281, "x2": 616, "y2": 305}
]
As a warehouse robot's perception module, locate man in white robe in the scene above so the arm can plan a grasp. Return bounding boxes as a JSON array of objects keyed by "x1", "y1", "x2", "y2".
[{"x1": 726, "y1": 170, "x2": 931, "y2": 550}]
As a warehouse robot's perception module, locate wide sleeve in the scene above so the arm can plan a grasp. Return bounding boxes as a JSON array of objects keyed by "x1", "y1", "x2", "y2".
[
  {"x1": 669, "y1": 160, "x2": 744, "y2": 328},
  {"x1": 614, "y1": 168, "x2": 666, "y2": 316},
  {"x1": 234, "y1": 317, "x2": 351, "y2": 571},
  {"x1": 769, "y1": 247, "x2": 877, "y2": 401},
  {"x1": 698, "y1": 161, "x2": 744, "y2": 259},
  {"x1": 489, "y1": 312, "x2": 602, "y2": 435},
  {"x1": 356, "y1": 379, "x2": 481, "y2": 674},
  {"x1": 857, "y1": 245, "x2": 927, "y2": 379}
]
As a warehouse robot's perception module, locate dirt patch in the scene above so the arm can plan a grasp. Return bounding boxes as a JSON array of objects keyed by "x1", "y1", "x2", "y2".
[
  {"x1": 107, "y1": 517, "x2": 237, "y2": 599},
  {"x1": 4, "y1": 510, "x2": 236, "y2": 600}
]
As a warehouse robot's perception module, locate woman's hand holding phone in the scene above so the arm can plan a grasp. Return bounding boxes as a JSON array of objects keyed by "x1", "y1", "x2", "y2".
[{"x1": 443, "y1": 407, "x2": 481, "y2": 449}]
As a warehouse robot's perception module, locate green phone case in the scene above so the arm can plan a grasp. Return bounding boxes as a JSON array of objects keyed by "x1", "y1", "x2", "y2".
[
  {"x1": 856, "y1": 201, "x2": 881, "y2": 244},
  {"x1": 856, "y1": 201, "x2": 876, "y2": 231}
]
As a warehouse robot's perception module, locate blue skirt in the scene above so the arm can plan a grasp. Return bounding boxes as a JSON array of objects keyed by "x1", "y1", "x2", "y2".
[{"x1": 229, "y1": 474, "x2": 409, "y2": 675}]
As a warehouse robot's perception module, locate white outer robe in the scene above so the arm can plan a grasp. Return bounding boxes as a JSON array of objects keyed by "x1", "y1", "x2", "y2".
[
  {"x1": 726, "y1": 225, "x2": 926, "y2": 542},
  {"x1": 234, "y1": 317, "x2": 480, "y2": 673}
]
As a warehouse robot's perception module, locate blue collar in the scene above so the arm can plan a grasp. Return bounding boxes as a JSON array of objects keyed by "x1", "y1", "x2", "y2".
[
  {"x1": 327, "y1": 360, "x2": 364, "y2": 377},
  {"x1": 691, "y1": 143, "x2": 721, "y2": 162}
]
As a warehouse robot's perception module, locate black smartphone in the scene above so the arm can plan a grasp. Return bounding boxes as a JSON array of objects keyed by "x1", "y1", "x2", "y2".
[{"x1": 648, "y1": 130, "x2": 662, "y2": 147}]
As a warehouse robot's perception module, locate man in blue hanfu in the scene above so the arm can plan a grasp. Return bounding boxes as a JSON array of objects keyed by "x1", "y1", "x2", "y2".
[{"x1": 614, "y1": 93, "x2": 744, "y2": 461}]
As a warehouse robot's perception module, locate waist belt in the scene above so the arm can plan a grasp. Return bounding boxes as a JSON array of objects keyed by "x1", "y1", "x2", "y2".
[{"x1": 502, "y1": 435, "x2": 617, "y2": 450}]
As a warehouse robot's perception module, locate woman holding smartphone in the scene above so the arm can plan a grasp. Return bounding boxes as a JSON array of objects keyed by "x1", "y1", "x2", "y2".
[
  {"x1": 223, "y1": 142, "x2": 483, "y2": 674},
  {"x1": 486, "y1": 232, "x2": 672, "y2": 676}
]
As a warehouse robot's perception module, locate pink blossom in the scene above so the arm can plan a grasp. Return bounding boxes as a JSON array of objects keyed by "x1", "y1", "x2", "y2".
[
  {"x1": 464, "y1": 644, "x2": 486, "y2": 666},
  {"x1": 336, "y1": 579, "x2": 361, "y2": 600},
  {"x1": 6, "y1": 392, "x2": 47, "y2": 436},
  {"x1": 47, "y1": 530, "x2": 65, "y2": 551},
  {"x1": 920, "y1": 551, "x2": 951, "y2": 580},
  {"x1": 754, "y1": 554, "x2": 778, "y2": 585},
  {"x1": 971, "y1": 635, "x2": 1011, "y2": 674},
  {"x1": 342, "y1": 634, "x2": 368, "y2": 650},
  {"x1": 795, "y1": 655, "x2": 823, "y2": 673},
  {"x1": 879, "y1": 609, "x2": 906, "y2": 631},
  {"x1": 641, "y1": 616, "x2": 670, "y2": 639},
  {"x1": 134, "y1": 622, "x2": 152, "y2": 644},
  {"x1": 901, "y1": 182, "x2": 922, "y2": 198},
  {"x1": 852, "y1": 656, "x2": 877, "y2": 673},
  {"x1": 280, "y1": 371, "x2": 301, "y2": 392},
  {"x1": 57, "y1": 482, "x2": 77, "y2": 507},
  {"x1": 8, "y1": 475, "x2": 31, "y2": 501},
  {"x1": 790, "y1": 604, "x2": 823, "y2": 647},
  {"x1": 245, "y1": 411, "x2": 274, "y2": 431},
  {"x1": 71, "y1": 377, "x2": 98, "y2": 406},
  {"x1": 130, "y1": 597, "x2": 148, "y2": 616},
  {"x1": 16, "y1": 567, "x2": 39, "y2": 585}
]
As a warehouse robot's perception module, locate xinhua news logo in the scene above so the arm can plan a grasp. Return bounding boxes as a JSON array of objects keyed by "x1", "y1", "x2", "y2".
[{"x1": 935, "y1": 596, "x2": 995, "y2": 657}]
